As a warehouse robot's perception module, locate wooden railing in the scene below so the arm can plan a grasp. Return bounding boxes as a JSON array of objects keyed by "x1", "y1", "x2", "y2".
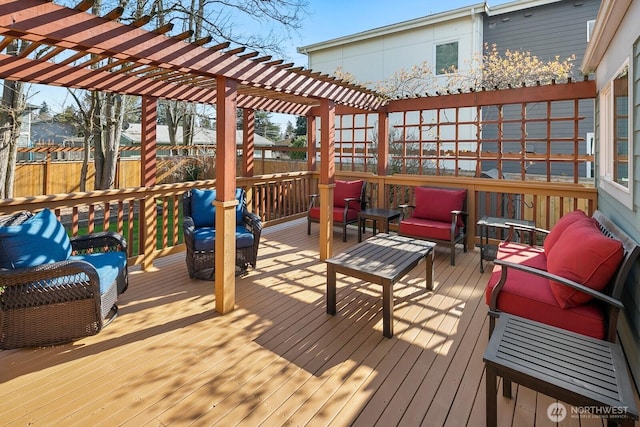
[{"x1": 0, "y1": 171, "x2": 596, "y2": 269}]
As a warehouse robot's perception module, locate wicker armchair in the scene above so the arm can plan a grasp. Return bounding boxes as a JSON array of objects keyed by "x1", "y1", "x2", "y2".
[
  {"x1": 182, "y1": 188, "x2": 262, "y2": 280},
  {"x1": 0, "y1": 209, "x2": 128, "y2": 349}
]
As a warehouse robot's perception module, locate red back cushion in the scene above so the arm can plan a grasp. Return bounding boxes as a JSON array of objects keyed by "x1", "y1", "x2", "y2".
[
  {"x1": 333, "y1": 180, "x2": 364, "y2": 209},
  {"x1": 413, "y1": 187, "x2": 466, "y2": 227},
  {"x1": 543, "y1": 209, "x2": 590, "y2": 253},
  {"x1": 547, "y1": 219, "x2": 624, "y2": 308}
]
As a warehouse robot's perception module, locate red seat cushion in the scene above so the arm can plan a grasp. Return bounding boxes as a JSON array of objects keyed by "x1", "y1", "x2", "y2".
[
  {"x1": 308, "y1": 206, "x2": 359, "y2": 223},
  {"x1": 399, "y1": 217, "x2": 458, "y2": 241},
  {"x1": 547, "y1": 219, "x2": 624, "y2": 308},
  {"x1": 333, "y1": 180, "x2": 364, "y2": 210},
  {"x1": 485, "y1": 242, "x2": 606, "y2": 339},
  {"x1": 543, "y1": 209, "x2": 590, "y2": 253},
  {"x1": 413, "y1": 187, "x2": 466, "y2": 227}
]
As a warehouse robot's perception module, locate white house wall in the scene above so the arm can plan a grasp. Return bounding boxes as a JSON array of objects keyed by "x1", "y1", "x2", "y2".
[{"x1": 306, "y1": 14, "x2": 484, "y2": 88}]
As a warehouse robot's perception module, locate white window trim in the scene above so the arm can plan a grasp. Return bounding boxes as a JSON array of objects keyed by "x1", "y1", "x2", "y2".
[{"x1": 598, "y1": 58, "x2": 634, "y2": 209}]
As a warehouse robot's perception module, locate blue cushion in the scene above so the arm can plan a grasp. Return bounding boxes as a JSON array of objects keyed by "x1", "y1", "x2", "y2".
[
  {"x1": 0, "y1": 208, "x2": 71, "y2": 269},
  {"x1": 234, "y1": 188, "x2": 245, "y2": 224},
  {"x1": 191, "y1": 189, "x2": 217, "y2": 228},
  {"x1": 236, "y1": 226, "x2": 254, "y2": 249},
  {"x1": 193, "y1": 227, "x2": 216, "y2": 251},
  {"x1": 192, "y1": 226, "x2": 254, "y2": 251},
  {"x1": 69, "y1": 252, "x2": 126, "y2": 295},
  {"x1": 191, "y1": 188, "x2": 246, "y2": 228}
]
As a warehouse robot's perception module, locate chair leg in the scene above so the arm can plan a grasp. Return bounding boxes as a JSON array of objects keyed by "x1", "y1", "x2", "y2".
[
  {"x1": 343, "y1": 224, "x2": 347, "y2": 242},
  {"x1": 450, "y1": 246, "x2": 456, "y2": 266},
  {"x1": 307, "y1": 219, "x2": 311, "y2": 235}
]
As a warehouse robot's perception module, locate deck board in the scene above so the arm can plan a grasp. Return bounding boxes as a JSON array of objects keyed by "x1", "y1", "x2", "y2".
[{"x1": 1, "y1": 219, "x2": 637, "y2": 426}]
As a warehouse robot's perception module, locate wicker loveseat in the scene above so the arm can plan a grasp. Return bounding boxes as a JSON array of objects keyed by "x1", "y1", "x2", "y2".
[
  {"x1": 182, "y1": 188, "x2": 262, "y2": 280},
  {"x1": 0, "y1": 209, "x2": 128, "y2": 349}
]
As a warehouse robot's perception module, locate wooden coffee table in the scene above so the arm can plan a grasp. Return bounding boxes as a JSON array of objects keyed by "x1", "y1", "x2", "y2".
[{"x1": 325, "y1": 233, "x2": 435, "y2": 338}]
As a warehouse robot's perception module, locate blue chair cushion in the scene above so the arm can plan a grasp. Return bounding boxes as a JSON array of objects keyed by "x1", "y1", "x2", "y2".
[
  {"x1": 191, "y1": 189, "x2": 216, "y2": 228},
  {"x1": 190, "y1": 188, "x2": 246, "y2": 228},
  {"x1": 192, "y1": 226, "x2": 254, "y2": 251},
  {"x1": 0, "y1": 208, "x2": 71, "y2": 269},
  {"x1": 69, "y1": 252, "x2": 127, "y2": 295}
]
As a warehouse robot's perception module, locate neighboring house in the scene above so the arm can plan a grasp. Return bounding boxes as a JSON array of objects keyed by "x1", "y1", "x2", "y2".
[
  {"x1": 121, "y1": 123, "x2": 276, "y2": 157},
  {"x1": 298, "y1": 0, "x2": 600, "y2": 178},
  {"x1": 298, "y1": 4, "x2": 485, "y2": 172},
  {"x1": 17, "y1": 104, "x2": 39, "y2": 148},
  {"x1": 482, "y1": 0, "x2": 601, "y2": 178},
  {"x1": 581, "y1": 0, "x2": 639, "y2": 389},
  {"x1": 298, "y1": 3, "x2": 485, "y2": 89},
  {"x1": 30, "y1": 119, "x2": 80, "y2": 145}
]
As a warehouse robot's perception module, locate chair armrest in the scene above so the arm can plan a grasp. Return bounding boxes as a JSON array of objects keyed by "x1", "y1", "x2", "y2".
[
  {"x1": 308, "y1": 194, "x2": 319, "y2": 211},
  {"x1": 503, "y1": 223, "x2": 549, "y2": 244},
  {"x1": 0, "y1": 259, "x2": 100, "y2": 294},
  {"x1": 489, "y1": 259, "x2": 624, "y2": 311},
  {"x1": 243, "y1": 211, "x2": 263, "y2": 235},
  {"x1": 343, "y1": 197, "x2": 361, "y2": 209},
  {"x1": 398, "y1": 204, "x2": 415, "y2": 219},
  {"x1": 71, "y1": 231, "x2": 127, "y2": 254}
]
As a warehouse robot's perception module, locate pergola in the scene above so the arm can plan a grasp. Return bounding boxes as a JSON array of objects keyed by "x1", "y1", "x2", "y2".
[{"x1": 0, "y1": 0, "x2": 388, "y2": 312}]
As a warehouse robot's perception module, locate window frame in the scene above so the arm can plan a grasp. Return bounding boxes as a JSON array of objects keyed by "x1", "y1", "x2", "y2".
[
  {"x1": 434, "y1": 41, "x2": 459, "y2": 76},
  {"x1": 598, "y1": 58, "x2": 634, "y2": 209}
]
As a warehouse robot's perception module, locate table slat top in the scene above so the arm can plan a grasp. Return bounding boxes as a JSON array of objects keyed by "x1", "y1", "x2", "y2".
[
  {"x1": 325, "y1": 234, "x2": 434, "y2": 281},
  {"x1": 484, "y1": 314, "x2": 639, "y2": 417}
]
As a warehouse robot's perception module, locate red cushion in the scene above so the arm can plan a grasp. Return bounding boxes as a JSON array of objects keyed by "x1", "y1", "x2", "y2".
[
  {"x1": 413, "y1": 187, "x2": 465, "y2": 227},
  {"x1": 543, "y1": 209, "x2": 590, "y2": 253},
  {"x1": 547, "y1": 220, "x2": 624, "y2": 308},
  {"x1": 485, "y1": 242, "x2": 606, "y2": 339},
  {"x1": 308, "y1": 207, "x2": 359, "y2": 223},
  {"x1": 399, "y1": 217, "x2": 457, "y2": 241},
  {"x1": 333, "y1": 180, "x2": 363, "y2": 209}
]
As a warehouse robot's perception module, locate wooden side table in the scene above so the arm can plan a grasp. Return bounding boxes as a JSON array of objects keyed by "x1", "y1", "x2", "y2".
[
  {"x1": 357, "y1": 208, "x2": 402, "y2": 242},
  {"x1": 477, "y1": 216, "x2": 535, "y2": 272},
  {"x1": 483, "y1": 314, "x2": 638, "y2": 427}
]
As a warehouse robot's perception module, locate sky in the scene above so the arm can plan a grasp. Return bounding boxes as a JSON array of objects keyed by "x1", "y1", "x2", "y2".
[{"x1": 28, "y1": 0, "x2": 515, "y2": 128}]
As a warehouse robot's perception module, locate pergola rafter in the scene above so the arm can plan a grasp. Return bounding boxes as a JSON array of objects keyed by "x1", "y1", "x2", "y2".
[
  {"x1": 0, "y1": 0, "x2": 387, "y2": 114},
  {"x1": 0, "y1": 0, "x2": 388, "y2": 312}
]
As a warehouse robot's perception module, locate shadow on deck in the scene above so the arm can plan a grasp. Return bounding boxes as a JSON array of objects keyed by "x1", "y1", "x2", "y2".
[{"x1": 0, "y1": 219, "x2": 636, "y2": 426}]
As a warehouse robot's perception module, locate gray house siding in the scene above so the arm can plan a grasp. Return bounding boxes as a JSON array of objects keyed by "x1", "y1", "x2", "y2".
[
  {"x1": 594, "y1": 36, "x2": 640, "y2": 390},
  {"x1": 481, "y1": 0, "x2": 600, "y2": 178}
]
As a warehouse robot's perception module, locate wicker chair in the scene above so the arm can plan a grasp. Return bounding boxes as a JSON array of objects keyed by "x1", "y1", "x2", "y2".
[
  {"x1": 0, "y1": 209, "x2": 128, "y2": 349},
  {"x1": 182, "y1": 188, "x2": 262, "y2": 280}
]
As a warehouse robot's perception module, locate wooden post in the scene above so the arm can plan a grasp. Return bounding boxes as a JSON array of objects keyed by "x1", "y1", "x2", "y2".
[
  {"x1": 242, "y1": 109, "x2": 255, "y2": 206},
  {"x1": 242, "y1": 109, "x2": 255, "y2": 177},
  {"x1": 140, "y1": 96, "x2": 158, "y2": 271},
  {"x1": 377, "y1": 112, "x2": 389, "y2": 208},
  {"x1": 214, "y1": 76, "x2": 238, "y2": 314},
  {"x1": 319, "y1": 99, "x2": 335, "y2": 260},
  {"x1": 306, "y1": 115, "x2": 317, "y2": 172}
]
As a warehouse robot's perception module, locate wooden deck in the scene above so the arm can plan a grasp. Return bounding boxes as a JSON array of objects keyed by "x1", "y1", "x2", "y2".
[{"x1": 1, "y1": 219, "x2": 637, "y2": 426}]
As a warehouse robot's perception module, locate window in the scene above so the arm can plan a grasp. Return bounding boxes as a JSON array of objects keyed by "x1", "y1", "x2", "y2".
[
  {"x1": 587, "y1": 19, "x2": 595, "y2": 42},
  {"x1": 435, "y1": 41, "x2": 458, "y2": 75},
  {"x1": 599, "y1": 59, "x2": 633, "y2": 208}
]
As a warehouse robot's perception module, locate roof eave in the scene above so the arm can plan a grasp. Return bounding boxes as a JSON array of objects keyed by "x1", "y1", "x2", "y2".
[
  {"x1": 297, "y1": 3, "x2": 486, "y2": 54},
  {"x1": 581, "y1": 0, "x2": 632, "y2": 74}
]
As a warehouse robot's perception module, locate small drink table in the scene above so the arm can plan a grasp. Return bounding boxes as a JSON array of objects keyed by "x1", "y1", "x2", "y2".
[
  {"x1": 477, "y1": 216, "x2": 535, "y2": 272},
  {"x1": 357, "y1": 208, "x2": 402, "y2": 242}
]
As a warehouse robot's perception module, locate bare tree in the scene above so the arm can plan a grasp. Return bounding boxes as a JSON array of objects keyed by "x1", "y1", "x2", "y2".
[{"x1": 0, "y1": 40, "x2": 27, "y2": 199}]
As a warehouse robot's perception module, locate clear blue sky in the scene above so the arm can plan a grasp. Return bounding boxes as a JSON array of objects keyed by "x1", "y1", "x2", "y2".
[{"x1": 29, "y1": 0, "x2": 514, "y2": 127}]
